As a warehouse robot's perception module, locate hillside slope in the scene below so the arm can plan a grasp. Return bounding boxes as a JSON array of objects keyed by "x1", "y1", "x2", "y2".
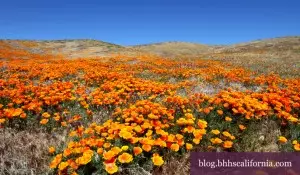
[
  {"x1": 206, "y1": 37, "x2": 300, "y2": 77},
  {"x1": 1, "y1": 36, "x2": 299, "y2": 77},
  {"x1": 129, "y1": 41, "x2": 216, "y2": 57},
  {"x1": 0, "y1": 39, "x2": 138, "y2": 58}
]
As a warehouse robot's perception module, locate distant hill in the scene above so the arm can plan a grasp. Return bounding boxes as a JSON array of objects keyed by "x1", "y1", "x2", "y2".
[
  {"x1": 129, "y1": 41, "x2": 216, "y2": 57},
  {"x1": 1, "y1": 39, "x2": 137, "y2": 58},
  {"x1": 1, "y1": 36, "x2": 299, "y2": 77},
  {"x1": 2, "y1": 36, "x2": 300, "y2": 58},
  {"x1": 205, "y1": 36, "x2": 300, "y2": 77},
  {"x1": 213, "y1": 36, "x2": 300, "y2": 53}
]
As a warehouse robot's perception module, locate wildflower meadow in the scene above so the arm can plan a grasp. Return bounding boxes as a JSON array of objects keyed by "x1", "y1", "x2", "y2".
[{"x1": 0, "y1": 40, "x2": 299, "y2": 175}]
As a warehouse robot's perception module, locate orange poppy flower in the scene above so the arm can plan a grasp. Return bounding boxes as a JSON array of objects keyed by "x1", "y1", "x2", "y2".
[
  {"x1": 170, "y1": 143, "x2": 180, "y2": 152},
  {"x1": 152, "y1": 153, "x2": 164, "y2": 166},
  {"x1": 223, "y1": 141, "x2": 233, "y2": 148},
  {"x1": 118, "y1": 153, "x2": 133, "y2": 163},
  {"x1": 222, "y1": 131, "x2": 232, "y2": 138},
  {"x1": 42, "y1": 112, "x2": 51, "y2": 118},
  {"x1": 111, "y1": 147, "x2": 122, "y2": 155},
  {"x1": 211, "y1": 129, "x2": 220, "y2": 135},
  {"x1": 210, "y1": 138, "x2": 223, "y2": 145},
  {"x1": 278, "y1": 136, "x2": 287, "y2": 143},
  {"x1": 49, "y1": 146, "x2": 55, "y2": 154},
  {"x1": 0, "y1": 118, "x2": 5, "y2": 124},
  {"x1": 61, "y1": 122, "x2": 67, "y2": 127},
  {"x1": 142, "y1": 144, "x2": 152, "y2": 152},
  {"x1": 103, "y1": 151, "x2": 116, "y2": 161},
  {"x1": 97, "y1": 148, "x2": 104, "y2": 155},
  {"x1": 294, "y1": 144, "x2": 300, "y2": 151},
  {"x1": 50, "y1": 154, "x2": 62, "y2": 169},
  {"x1": 20, "y1": 113, "x2": 27, "y2": 119},
  {"x1": 63, "y1": 148, "x2": 71, "y2": 157},
  {"x1": 225, "y1": 116, "x2": 232, "y2": 122},
  {"x1": 239, "y1": 124, "x2": 246, "y2": 131},
  {"x1": 223, "y1": 103, "x2": 229, "y2": 108},
  {"x1": 217, "y1": 110, "x2": 223, "y2": 115},
  {"x1": 203, "y1": 108, "x2": 210, "y2": 114},
  {"x1": 193, "y1": 138, "x2": 201, "y2": 145},
  {"x1": 292, "y1": 140, "x2": 298, "y2": 145},
  {"x1": 186, "y1": 143, "x2": 193, "y2": 150},
  {"x1": 104, "y1": 162, "x2": 118, "y2": 174},
  {"x1": 197, "y1": 119, "x2": 207, "y2": 129},
  {"x1": 58, "y1": 161, "x2": 69, "y2": 171},
  {"x1": 40, "y1": 119, "x2": 49, "y2": 125},
  {"x1": 121, "y1": 146, "x2": 129, "y2": 151},
  {"x1": 133, "y1": 147, "x2": 143, "y2": 155}
]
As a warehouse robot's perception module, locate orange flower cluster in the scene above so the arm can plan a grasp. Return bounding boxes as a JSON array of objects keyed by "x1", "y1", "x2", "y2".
[
  {"x1": 0, "y1": 79, "x2": 81, "y2": 127},
  {"x1": 0, "y1": 41, "x2": 64, "y2": 60},
  {"x1": 0, "y1": 48, "x2": 299, "y2": 174},
  {"x1": 91, "y1": 77, "x2": 176, "y2": 106},
  {"x1": 209, "y1": 85, "x2": 299, "y2": 122},
  {"x1": 49, "y1": 99, "x2": 208, "y2": 174},
  {"x1": 212, "y1": 90, "x2": 270, "y2": 119}
]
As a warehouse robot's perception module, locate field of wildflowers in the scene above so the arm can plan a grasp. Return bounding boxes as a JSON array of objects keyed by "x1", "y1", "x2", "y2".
[{"x1": 0, "y1": 40, "x2": 299, "y2": 175}]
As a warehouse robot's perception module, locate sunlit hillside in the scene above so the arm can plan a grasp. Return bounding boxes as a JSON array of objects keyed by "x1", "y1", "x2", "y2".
[{"x1": 0, "y1": 38, "x2": 299, "y2": 175}]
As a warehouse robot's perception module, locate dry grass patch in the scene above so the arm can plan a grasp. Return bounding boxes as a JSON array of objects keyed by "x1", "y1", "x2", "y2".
[{"x1": 0, "y1": 128, "x2": 67, "y2": 175}]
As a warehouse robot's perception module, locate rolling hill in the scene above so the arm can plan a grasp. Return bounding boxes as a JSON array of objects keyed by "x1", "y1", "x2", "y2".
[
  {"x1": 129, "y1": 41, "x2": 217, "y2": 57},
  {"x1": 1, "y1": 36, "x2": 299, "y2": 76}
]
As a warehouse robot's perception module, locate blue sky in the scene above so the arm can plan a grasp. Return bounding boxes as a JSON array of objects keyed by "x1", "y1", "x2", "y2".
[{"x1": 0, "y1": 0, "x2": 299, "y2": 45}]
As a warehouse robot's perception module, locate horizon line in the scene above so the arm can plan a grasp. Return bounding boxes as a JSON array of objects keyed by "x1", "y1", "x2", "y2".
[{"x1": 1, "y1": 35, "x2": 299, "y2": 47}]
